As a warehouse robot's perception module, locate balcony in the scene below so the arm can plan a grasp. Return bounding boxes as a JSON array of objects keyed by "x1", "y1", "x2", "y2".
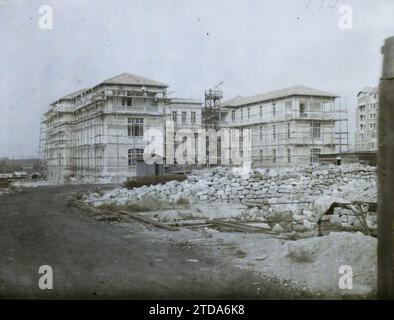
[
  {"x1": 287, "y1": 136, "x2": 334, "y2": 145},
  {"x1": 292, "y1": 112, "x2": 335, "y2": 121},
  {"x1": 112, "y1": 105, "x2": 162, "y2": 115}
]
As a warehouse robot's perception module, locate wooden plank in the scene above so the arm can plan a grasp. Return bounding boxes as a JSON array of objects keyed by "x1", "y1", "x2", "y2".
[
  {"x1": 243, "y1": 200, "x2": 311, "y2": 208},
  {"x1": 69, "y1": 197, "x2": 178, "y2": 231},
  {"x1": 208, "y1": 219, "x2": 272, "y2": 233},
  {"x1": 117, "y1": 209, "x2": 179, "y2": 231}
]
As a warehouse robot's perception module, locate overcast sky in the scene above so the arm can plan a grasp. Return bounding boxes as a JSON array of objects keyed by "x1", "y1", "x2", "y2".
[{"x1": 0, "y1": 0, "x2": 393, "y2": 158}]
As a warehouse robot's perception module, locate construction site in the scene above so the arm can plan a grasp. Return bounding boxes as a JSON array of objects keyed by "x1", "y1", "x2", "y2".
[
  {"x1": 2, "y1": 0, "x2": 394, "y2": 305},
  {"x1": 13, "y1": 72, "x2": 382, "y2": 298},
  {"x1": 38, "y1": 73, "x2": 349, "y2": 183}
]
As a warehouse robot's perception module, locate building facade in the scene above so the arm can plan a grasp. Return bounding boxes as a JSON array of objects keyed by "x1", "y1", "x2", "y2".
[
  {"x1": 355, "y1": 87, "x2": 378, "y2": 151},
  {"x1": 43, "y1": 76, "x2": 347, "y2": 182},
  {"x1": 163, "y1": 98, "x2": 203, "y2": 168},
  {"x1": 44, "y1": 73, "x2": 169, "y2": 182},
  {"x1": 219, "y1": 86, "x2": 347, "y2": 167}
]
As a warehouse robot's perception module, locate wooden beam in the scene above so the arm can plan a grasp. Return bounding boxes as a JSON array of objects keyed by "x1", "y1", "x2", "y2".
[
  {"x1": 378, "y1": 36, "x2": 394, "y2": 299},
  {"x1": 117, "y1": 209, "x2": 179, "y2": 231},
  {"x1": 208, "y1": 219, "x2": 272, "y2": 233}
]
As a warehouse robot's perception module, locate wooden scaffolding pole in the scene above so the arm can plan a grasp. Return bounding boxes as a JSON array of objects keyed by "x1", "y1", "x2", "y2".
[{"x1": 378, "y1": 35, "x2": 394, "y2": 299}]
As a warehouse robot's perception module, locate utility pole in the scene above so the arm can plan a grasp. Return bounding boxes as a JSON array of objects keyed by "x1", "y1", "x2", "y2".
[{"x1": 378, "y1": 35, "x2": 394, "y2": 299}]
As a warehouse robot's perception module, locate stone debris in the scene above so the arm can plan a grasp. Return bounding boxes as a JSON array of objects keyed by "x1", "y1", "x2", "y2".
[
  {"x1": 79, "y1": 164, "x2": 378, "y2": 298},
  {"x1": 84, "y1": 164, "x2": 377, "y2": 235},
  {"x1": 272, "y1": 224, "x2": 285, "y2": 234}
]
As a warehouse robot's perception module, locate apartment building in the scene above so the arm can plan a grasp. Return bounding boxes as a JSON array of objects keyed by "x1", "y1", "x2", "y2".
[
  {"x1": 44, "y1": 73, "x2": 169, "y2": 182},
  {"x1": 43, "y1": 76, "x2": 347, "y2": 181},
  {"x1": 355, "y1": 87, "x2": 378, "y2": 151},
  {"x1": 219, "y1": 86, "x2": 345, "y2": 167}
]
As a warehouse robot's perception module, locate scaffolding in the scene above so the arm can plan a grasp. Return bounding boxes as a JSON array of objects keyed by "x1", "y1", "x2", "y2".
[
  {"x1": 214, "y1": 94, "x2": 349, "y2": 168},
  {"x1": 203, "y1": 88, "x2": 223, "y2": 129},
  {"x1": 41, "y1": 81, "x2": 350, "y2": 182},
  {"x1": 202, "y1": 84, "x2": 224, "y2": 166},
  {"x1": 42, "y1": 87, "x2": 168, "y2": 182},
  {"x1": 38, "y1": 116, "x2": 48, "y2": 180}
]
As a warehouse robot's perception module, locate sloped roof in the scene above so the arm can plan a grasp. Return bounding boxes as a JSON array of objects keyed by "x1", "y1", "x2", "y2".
[
  {"x1": 61, "y1": 88, "x2": 90, "y2": 100},
  {"x1": 221, "y1": 85, "x2": 338, "y2": 108},
  {"x1": 100, "y1": 72, "x2": 168, "y2": 88},
  {"x1": 50, "y1": 72, "x2": 168, "y2": 106},
  {"x1": 50, "y1": 88, "x2": 90, "y2": 105},
  {"x1": 357, "y1": 86, "x2": 378, "y2": 97}
]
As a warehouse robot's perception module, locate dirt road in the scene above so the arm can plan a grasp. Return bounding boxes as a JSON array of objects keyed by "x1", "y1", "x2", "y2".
[{"x1": 0, "y1": 185, "x2": 301, "y2": 299}]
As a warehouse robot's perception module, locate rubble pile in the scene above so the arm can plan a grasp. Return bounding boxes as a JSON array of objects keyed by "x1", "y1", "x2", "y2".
[{"x1": 84, "y1": 164, "x2": 377, "y2": 233}]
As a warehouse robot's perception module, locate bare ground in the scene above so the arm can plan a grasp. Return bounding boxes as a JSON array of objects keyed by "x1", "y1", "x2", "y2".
[{"x1": 0, "y1": 185, "x2": 310, "y2": 299}]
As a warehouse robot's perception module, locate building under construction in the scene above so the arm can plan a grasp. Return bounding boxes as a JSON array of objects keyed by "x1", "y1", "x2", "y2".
[
  {"x1": 42, "y1": 73, "x2": 169, "y2": 182},
  {"x1": 218, "y1": 85, "x2": 349, "y2": 167},
  {"x1": 40, "y1": 73, "x2": 348, "y2": 182}
]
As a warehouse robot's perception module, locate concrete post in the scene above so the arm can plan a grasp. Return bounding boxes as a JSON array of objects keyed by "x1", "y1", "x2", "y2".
[{"x1": 378, "y1": 36, "x2": 394, "y2": 299}]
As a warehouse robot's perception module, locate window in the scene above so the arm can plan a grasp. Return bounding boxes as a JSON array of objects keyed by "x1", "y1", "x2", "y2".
[
  {"x1": 239, "y1": 128, "x2": 243, "y2": 157},
  {"x1": 231, "y1": 110, "x2": 236, "y2": 122},
  {"x1": 273, "y1": 149, "x2": 277, "y2": 163},
  {"x1": 285, "y1": 101, "x2": 292, "y2": 114},
  {"x1": 260, "y1": 149, "x2": 263, "y2": 162},
  {"x1": 247, "y1": 107, "x2": 250, "y2": 120},
  {"x1": 310, "y1": 148, "x2": 321, "y2": 164},
  {"x1": 182, "y1": 111, "x2": 187, "y2": 124},
  {"x1": 172, "y1": 111, "x2": 177, "y2": 123},
  {"x1": 182, "y1": 136, "x2": 188, "y2": 158},
  {"x1": 128, "y1": 148, "x2": 144, "y2": 165},
  {"x1": 287, "y1": 148, "x2": 291, "y2": 163},
  {"x1": 128, "y1": 149, "x2": 132, "y2": 165},
  {"x1": 191, "y1": 112, "x2": 196, "y2": 124},
  {"x1": 259, "y1": 105, "x2": 263, "y2": 118},
  {"x1": 194, "y1": 133, "x2": 199, "y2": 163},
  {"x1": 240, "y1": 109, "x2": 243, "y2": 121},
  {"x1": 128, "y1": 117, "x2": 144, "y2": 136},
  {"x1": 260, "y1": 125, "x2": 263, "y2": 141},
  {"x1": 311, "y1": 122, "x2": 321, "y2": 139},
  {"x1": 217, "y1": 136, "x2": 222, "y2": 162},
  {"x1": 272, "y1": 125, "x2": 276, "y2": 139},
  {"x1": 272, "y1": 103, "x2": 276, "y2": 116},
  {"x1": 287, "y1": 123, "x2": 291, "y2": 138},
  {"x1": 122, "y1": 97, "x2": 132, "y2": 106},
  {"x1": 300, "y1": 103, "x2": 306, "y2": 116}
]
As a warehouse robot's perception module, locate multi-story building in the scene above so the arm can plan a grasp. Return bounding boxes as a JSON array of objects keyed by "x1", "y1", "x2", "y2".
[
  {"x1": 163, "y1": 98, "x2": 203, "y2": 167},
  {"x1": 44, "y1": 73, "x2": 170, "y2": 182},
  {"x1": 219, "y1": 86, "x2": 346, "y2": 167},
  {"x1": 43, "y1": 77, "x2": 347, "y2": 182},
  {"x1": 355, "y1": 87, "x2": 378, "y2": 151}
]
